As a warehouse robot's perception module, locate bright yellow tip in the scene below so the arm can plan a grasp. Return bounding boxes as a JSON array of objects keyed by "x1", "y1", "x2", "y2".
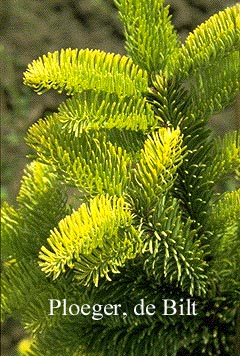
[{"x1": 17, "y1": 338, "x2": 32, "y2": 355}]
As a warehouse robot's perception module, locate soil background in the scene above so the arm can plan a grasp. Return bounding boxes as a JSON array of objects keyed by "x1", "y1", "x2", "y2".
[{"x1": 1, "y1": 1, "x2": 239, "y2": 355}]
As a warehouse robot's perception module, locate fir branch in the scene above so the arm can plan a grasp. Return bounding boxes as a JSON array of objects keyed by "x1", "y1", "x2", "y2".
[
  {"x1": 208, "y1": 190, "x2": 240, "y2": 294},
  {"x1": 130, "y1": 127, "x2": 185, "y2": 208},
  {"x1": 173, "y1": 116, "x2": 215, "y2": 227},
  {"x1": 115, "y1": 0, "x2": 181, "y2": 75},
  {"x1": 1, "y1": 203, "x2": 20, "y2": 261},
  {"x1": 211, "y1": 129, "x2": 240, "y2": 182},
  {"x1": 104, "y1": 128, "x2": 146, "y2": 156},
  {"x1": 141, "y1": 195, "x2": 208, "y2": 296},
  {"x1": 209, "y1": 189, "x2": 240, "y2": 233},
  {"x1": 178, "y1": 4, "x2": 240, "y2": 79},
  {"x1": 26, "y1": 117, "x2": 131, "y2": 197},
  {"x1": 176, "y1": 4, "x2": 240, "y2": 118},
  {"x1": 58, "y1": 91, "x2": 157, "y2": 134},
  {"x1": 23, "y1": 48, "x2": 148, "y2": 96},
  {"x1": 147, "y1": 74, "x2": 190, "y2": 128},
  {"x1": 39, "y1": 195, "x2": 142, "y2": 286},
  {"x1": 1, "y1": 162, "x2": 69, "y2": 261},
  {"x1": 188, "y1": 50, "x2": 240, "y2": 118},
  {"x1": 2, "y1": 259, "x2": 61, "y2": 333}
]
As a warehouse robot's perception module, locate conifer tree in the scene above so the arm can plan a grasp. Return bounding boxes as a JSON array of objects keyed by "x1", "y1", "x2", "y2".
[{"x1": 1, "y1": 1, "x2": 240, "y2": 355}]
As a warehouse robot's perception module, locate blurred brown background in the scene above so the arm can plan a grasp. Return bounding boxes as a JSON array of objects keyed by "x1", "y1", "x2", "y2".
[{"x1": 0, "y1": 0, "x2": 239, "y2": 354}]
